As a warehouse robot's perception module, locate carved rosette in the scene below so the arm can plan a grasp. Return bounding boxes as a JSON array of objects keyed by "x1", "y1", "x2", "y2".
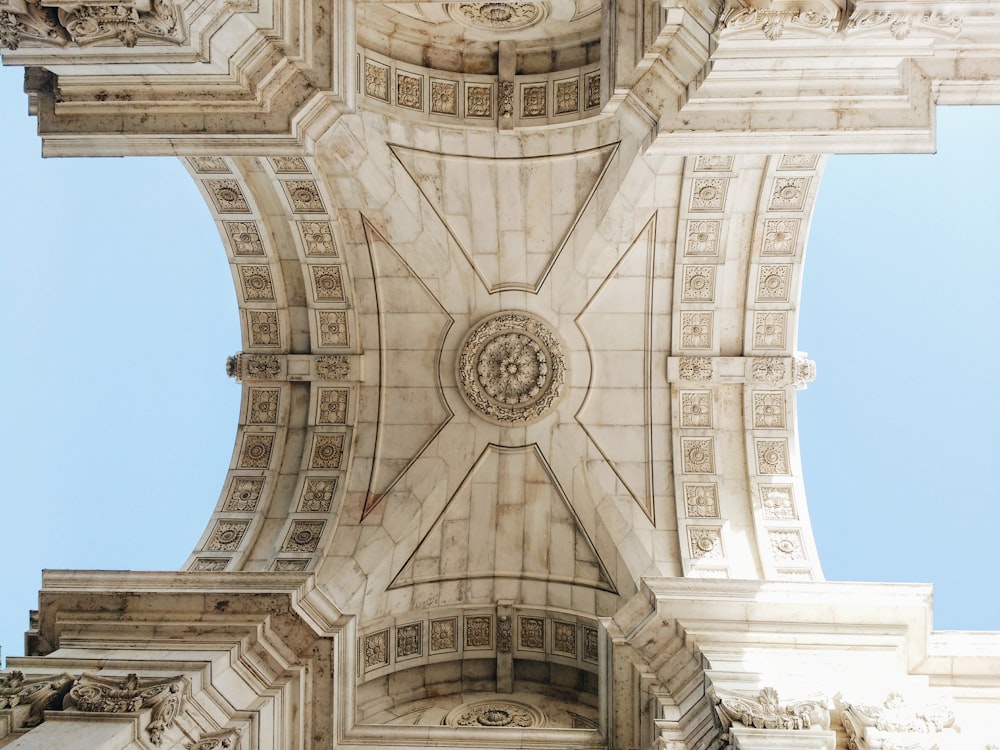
[
  {"x1": 713, "y1": 687, "x2": 830, "y2": 732},
  {"x1": 447, "y1": 1, "x2": 544, "y2": 31},
  {"x1": 64, "y1": 673, "x2": 187, "y2": 746},
  {"x1": 457, "y1": 312, "x2": 566, "y2": 425},
  {"x1": 445, "y1": 699, "x2": 545, "y2": 728}
]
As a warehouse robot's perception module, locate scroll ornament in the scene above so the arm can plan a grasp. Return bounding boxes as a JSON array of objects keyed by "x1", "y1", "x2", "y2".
[
  {"x1": 64, "y1": 672, "x2": 187, "y2": 746},
  {"x1": 0, "y1": 671, "x2": 75, "y2": 728},
  {"x1": 0, "y1": 0, "x2": 182, "y2": 49},
  {"x1": 842, "y1": 692, "x2": 955, "y2": 750},
  {"x1": 714, "y1": 686, "x2": 830, "y2": 733}
]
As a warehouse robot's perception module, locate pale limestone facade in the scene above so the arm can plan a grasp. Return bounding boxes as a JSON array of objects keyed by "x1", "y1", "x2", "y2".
[{"x1": 2, "y1": 0, "x2": 1000, "y2": 748}]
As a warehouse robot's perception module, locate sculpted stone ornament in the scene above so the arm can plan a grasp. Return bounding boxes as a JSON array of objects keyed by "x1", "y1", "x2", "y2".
[
  {"x1": 447, "y1": 1, "x2": 543, "y2": 31},
  {"x1": 792, "y1": 354, "x2": 816, "y2": 389},
  {"x1": 714, "y1": 686, "x2": 830, "y2": 732},
  {"x1": 0, "y1": 0, "x2": 67, "y2": 48},
  {"x1": 717, "y1": 1, "x2": 840, "y2": 40},
  {"x1": 457, "y1": 312, "x2": 566, "y2": 425},
  {"x1": 0, "y1": 670, "x2": 75, "y2": 727},
  {"x1": 64, "y1": 672, "x2": 187, "y2": 746},
  {"x1": 187, "y1": 729, "x2": 240, "y2": 750},
  {"x1": 842, "y1": 692, "x2": 956, "y2": 750},
  {"x1": 445, "y1": 699, "x2": 545, "y2": 728},
  {"x1": 846, "y1": 9, "x2": 962, "y2": 40},
  {"x1": 57, "y1": 0, "x2": 183, "y2": 47}
]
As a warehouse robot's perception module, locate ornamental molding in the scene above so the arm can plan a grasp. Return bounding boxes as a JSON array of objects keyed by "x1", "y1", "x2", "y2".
[
  {"x1": 446, "y1": 2, "x2": 545, "y2": 31},
  {"x1": 667, "y1": 355, "x2": 816, "y2": 387},
  {"x1": 0, "y1": 0, "x2": 183, "y2": 49},
  {"x1": 845, "y1": 9, "x2": 962, "y2": 40},
  {"x1": 717, "y1": 2, "x2": 843, "y2": 40},
  {"x1": 713, "y1": 686, "x2": 830, "y2": 732},
  {"x1": 444, "y1": 699, "x2": 545, "y2": 728},
  {"x1": 227, "y1": 352, "x2": 359, "y2": 382},
  {"x1": 842, "y1": 692, "x2": 956, "y2": 750},
  {"x1": 457, "y1": 312, "x2": 566, "y2": 425},
  {"x1": 64, "y1": 672, "x2": 187, "y2": 746}
]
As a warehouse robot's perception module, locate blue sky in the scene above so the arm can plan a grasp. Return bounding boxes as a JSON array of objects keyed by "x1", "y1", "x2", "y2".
[{"x1": 1, "y1": 62, "x2": 997, "y2": 665}]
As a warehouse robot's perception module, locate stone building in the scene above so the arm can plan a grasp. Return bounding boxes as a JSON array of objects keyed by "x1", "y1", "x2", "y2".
[{"x1": 1, "y1": 0, "x2": 999, "y2": 747}]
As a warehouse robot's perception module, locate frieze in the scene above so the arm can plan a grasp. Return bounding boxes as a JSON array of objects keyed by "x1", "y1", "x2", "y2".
[
  {"x1": 65, "y1": 673, "x2": 186, "y2": 746},
  {"x1": 714, "y1": 686, "x2": 829, "y2": 732}
]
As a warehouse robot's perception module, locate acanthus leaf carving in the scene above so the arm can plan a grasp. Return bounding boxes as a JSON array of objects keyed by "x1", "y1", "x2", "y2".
[
  {"x1": 842, "y1": 692, "x2": 956, "y2": 750},
  {"x1": 713, "y1": 686, "x2": 830, "y2": 732},
  {"x1": 846, "y1": 9, "x2": 962, "y2": 40},
  {"x1": 57, "y1": 0, "x2": 183, "y2": 47},
  {"x1": 186, "y1": 729, "x2": 240, "y2": 750},
  {"x1": 0, "y1": 0, "x2": 67, "y2": 49},
  {"x1": 717, "y1": 2, "x2": 840, "y2": 41},
  {"x1": 64, "y1": 673, "x2": 187, "y2": 746},
  {"x1": 0, "y1": 670, "x2": 75, "y2": 728}
]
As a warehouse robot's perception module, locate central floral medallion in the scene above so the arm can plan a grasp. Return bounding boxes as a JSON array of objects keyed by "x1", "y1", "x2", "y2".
[
  {"x1": 445, "y1": 699, "x2": 545, "y2": 728},
  {"x1": 447, "y1": 2, "x2": 544, "y2": 31},
  {"x1": 457, "y1": 312, "x2": 566, "y2": 425}
]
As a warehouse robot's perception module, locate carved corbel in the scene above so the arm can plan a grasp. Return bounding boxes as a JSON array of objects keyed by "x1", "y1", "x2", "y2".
[
  {"x1": 187, "y1": 729, "x2": 240, "y2": 750},
  {"x1": 841, "y1": 692, "x2": 956, "y2": 750},
  {"x1": 0, "y1": 671, "x2": 75, "y2": 728},
  {"x1": 713, "y1": 687, "x2": 835, "y2": 749},
  {"x1": 64, "y1": 672, "x2": 187, "y2": 746},
  {"x1": 0, "y1": 0, "x2": 67, "y2": 49}
]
